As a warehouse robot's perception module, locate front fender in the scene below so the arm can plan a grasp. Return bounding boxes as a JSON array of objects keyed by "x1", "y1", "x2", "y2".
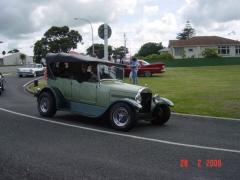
[
  {"x1": 156, "y1": 97, "x2": 174, "y2": 107},
  {"x1": 37, "y1": 86, "x2": 65, "y2": 108},
  {"x1": 109, "y1": 98, "x2": 142, "y2": 111}
]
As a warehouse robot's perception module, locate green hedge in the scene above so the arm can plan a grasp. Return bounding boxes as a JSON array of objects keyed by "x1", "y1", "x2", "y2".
[{"x1": 145, "y1": 57, "x2": 240, "y2": 67}]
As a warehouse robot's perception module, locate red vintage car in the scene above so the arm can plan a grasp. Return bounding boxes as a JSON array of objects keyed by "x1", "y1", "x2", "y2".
[{"x1": 123, "y1": 60, "x2": 165, "y2": 77}]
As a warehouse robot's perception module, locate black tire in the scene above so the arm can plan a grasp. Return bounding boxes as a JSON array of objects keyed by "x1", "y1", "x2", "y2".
[
  {"x1": 19, "y1": 75, "x2": 23, "y2": 77},
  {"x1": 144, "y1": 71, "x2": 152, "y2": 77},
  {"x1": 1, "y1": 83, "x2": 4, "y2": 91},
  {"x1": 150, "y1": 105, "x2": 171, "y2": 125},
  {"x1": 109, "y1": 102, "x2": 136, "y2": 131},
  {"x1": 38, "y1": 92, "x2": 57, "y2": 117}
]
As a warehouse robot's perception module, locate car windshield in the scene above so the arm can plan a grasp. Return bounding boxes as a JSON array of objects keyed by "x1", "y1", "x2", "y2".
[
  {"x1": 98, "y1": 64, "x2": 124, "y2": 82},
  {"x1": 141, "y1": 60, "x2": 149, "y2": 65}
]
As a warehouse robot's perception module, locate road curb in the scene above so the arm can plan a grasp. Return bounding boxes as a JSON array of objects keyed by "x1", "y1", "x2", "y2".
[
  {"x1": 24, "y1": 77, "x2": 44, "y2": 95},
  {"x1": 172, "y1": 112, "x2": 240, "y2": 121}
]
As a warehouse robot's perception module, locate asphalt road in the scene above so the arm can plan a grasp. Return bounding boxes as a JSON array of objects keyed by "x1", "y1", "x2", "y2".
[{"x1": 0, "y1": 74, "x2": 240, "y2": 180}]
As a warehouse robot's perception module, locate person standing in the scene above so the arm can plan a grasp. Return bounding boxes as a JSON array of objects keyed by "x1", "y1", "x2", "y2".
[
  {"x1": 129, "y1": 59, "x2": 133, "y2": 83},
  {"x1": 108, "y1": 56, "x2": 114, "y2": 62},
  {"x1": 115, "y1": 55, "x2": 123, "y2": 64},
  {"x1": 92, "y1": 53, "x2": 98, "y2": 59},
  {"x1": 131, "y1": 57, "x2": 139, "y2": 84}
]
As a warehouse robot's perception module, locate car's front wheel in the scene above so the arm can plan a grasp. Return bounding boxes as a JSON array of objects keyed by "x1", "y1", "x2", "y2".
[
  {"x1": 150, "y1": 105, "x2": 170, "y2": 125},
  {"x1": 38, "y1": 92, "x2": 57, "y2": 117},
  {"x1": 109, "y1": 102, "x2": 136, "y2": 131}
]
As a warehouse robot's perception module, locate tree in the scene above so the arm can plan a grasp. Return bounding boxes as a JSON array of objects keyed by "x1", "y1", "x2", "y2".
[
  {"x1": 112, "y1": 46, "x2": 129, "y2": 59},
  {"x1": 176, "y1": 20, "x2": 196, "y2": 40},
  {"x1": 2, "y1": 51, "x2": 6, "y2": 56},
  {"x1": 86, "y1": 43, "x2": 113, "y2": 59},
  {"x1": 33, "y1": 26, "x2": 82, "y2": 61},
  {"x1": 8, "y1": 49, "x2": 19, "y2": 53},
  {"x1": 19, "y1": 53, "x2": 26, "y2": 64},
  {"x1": 137, "y1": 42, "x2": 164, "y2": 57}
]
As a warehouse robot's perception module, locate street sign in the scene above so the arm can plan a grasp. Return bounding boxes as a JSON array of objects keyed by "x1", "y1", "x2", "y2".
[{"x1": 98, "y1": 24, "x2": 112, "y2": 39}]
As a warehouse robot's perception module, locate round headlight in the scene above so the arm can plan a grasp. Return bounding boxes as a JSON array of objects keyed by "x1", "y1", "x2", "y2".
[
  {"x1": 153, "y1": 94, "x2": 161, "y2": 104},
  {"x1": 135, "y1": 94, "x2": 142, "y2": 104}
]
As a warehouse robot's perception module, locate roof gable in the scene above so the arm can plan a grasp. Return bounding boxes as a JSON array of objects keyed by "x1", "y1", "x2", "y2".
[{"x1": 169, "y1": 36, "x2": 240, "y2": 47}]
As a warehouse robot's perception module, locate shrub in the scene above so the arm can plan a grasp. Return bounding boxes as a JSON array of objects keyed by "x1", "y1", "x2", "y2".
[
  {"x1": 201, "y1": 48, "x2": 221, "y2": 58},
  {"x1": 159, "y1": 53, "x2": 174, "y2": 60}
]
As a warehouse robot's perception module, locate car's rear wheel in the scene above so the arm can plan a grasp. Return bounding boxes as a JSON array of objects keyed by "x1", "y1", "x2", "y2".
[
  {"x1": 109, "y1": 102, "x2": 136, "y2": 131},
  {"x1": 144, "y1": 71, "x2": 152, "y2": 77},
  {"x1": 38, "y1": 92, "x2": 57, "y2": 117},
  {"x1": 150, "y1": 105, "x2": 170, "y2": 125}
]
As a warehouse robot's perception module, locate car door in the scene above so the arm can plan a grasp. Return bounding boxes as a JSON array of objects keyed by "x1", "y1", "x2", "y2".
[
  {"x1": 79, "y1": 82, "x2": 97, "y2": 104},
  {"x1": 58, "y1": 78, "x2": 72, "y2": 100}
]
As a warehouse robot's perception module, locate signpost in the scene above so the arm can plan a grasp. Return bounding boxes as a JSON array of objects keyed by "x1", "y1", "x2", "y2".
[
  {"x1": 98, "y1": 24, "x2": 112, "y2": 60},
  {"x1": 98, "y1": 24, "x2": 112, "y2": 40}
]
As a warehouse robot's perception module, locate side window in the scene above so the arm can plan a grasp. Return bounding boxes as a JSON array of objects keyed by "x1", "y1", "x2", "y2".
[{"x1": 53, "y1": 62, "x2": 69, "y2": 78}]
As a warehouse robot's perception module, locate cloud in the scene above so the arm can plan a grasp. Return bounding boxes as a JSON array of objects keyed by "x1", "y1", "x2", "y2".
[
  {"x1": 178, "y1": 0, "x2": 240, "y2": 28},
  {"x1": 0, "y1": 0, "x2": 137, "y2": 39},
  {"x1": 143, "y1": 6, "x2": 159, "y2": 16},
  {"x1": 1, "y1": 0, "x2": 240, "y2": 56}
]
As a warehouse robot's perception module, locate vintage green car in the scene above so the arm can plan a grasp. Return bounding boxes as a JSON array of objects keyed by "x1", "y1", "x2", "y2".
[{"x1": 36, "y1": 53, "x2": 174, "y2": 131}]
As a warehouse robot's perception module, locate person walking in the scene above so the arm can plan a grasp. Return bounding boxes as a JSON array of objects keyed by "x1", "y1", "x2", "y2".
[{"x1": 131, "y1": 57, "x2": 139, "y2": 84}]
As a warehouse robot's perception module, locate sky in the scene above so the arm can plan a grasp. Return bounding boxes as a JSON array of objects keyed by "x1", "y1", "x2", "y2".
[{"x1": 0, "y1": 0, "x2": 240, "y2": 58}]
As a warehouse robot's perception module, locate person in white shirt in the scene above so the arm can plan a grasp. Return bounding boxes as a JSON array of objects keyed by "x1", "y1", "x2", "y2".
[{"x1": 115, "y1": 55, "x2": 123, "y2": 64}]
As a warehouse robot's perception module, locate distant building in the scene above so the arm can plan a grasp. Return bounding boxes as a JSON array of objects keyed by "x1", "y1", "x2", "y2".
[
  {"x1": 0, "y1": 52, "x2": 33, "y2": 65},
  {"x1": 168, "y1": 36, "x2": 240, "y2": 59},
  {"x1": 69, "y1": 51, "x2": 84, "y2": 56}
]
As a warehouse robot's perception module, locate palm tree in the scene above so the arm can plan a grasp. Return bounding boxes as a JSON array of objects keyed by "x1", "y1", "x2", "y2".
[{"x1": 19, "y1": 53, "x2": 26, "y2": 65}]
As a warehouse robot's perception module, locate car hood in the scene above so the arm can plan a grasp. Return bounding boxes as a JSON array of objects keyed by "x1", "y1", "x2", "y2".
[{"x1": 101, "y1": 80, "x2": 152, "y2": 99}]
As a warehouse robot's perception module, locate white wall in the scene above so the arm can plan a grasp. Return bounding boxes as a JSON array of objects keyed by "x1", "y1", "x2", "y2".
[{"x1": 2, "y1": 52, "x2": 33, "y2": 65}]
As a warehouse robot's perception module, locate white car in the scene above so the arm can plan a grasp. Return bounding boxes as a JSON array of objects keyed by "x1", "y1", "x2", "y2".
[{"x1": 17, "y1": 63, "x2": 44, "y2": 77}]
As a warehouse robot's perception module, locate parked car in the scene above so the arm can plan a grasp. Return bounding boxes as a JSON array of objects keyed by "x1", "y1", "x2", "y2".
[
  {"x1": 35, "y1": 53, "x2": 174, "y2": 131},
  {"x1": 0, "y1": 72, "x2": 6, "y2": 96},
  {"x1": 17, "y1": 63, "x2": 44, "y2": 77},
  {"x1": 124, "y1": 60, "x2": 165, "y2": 77}
]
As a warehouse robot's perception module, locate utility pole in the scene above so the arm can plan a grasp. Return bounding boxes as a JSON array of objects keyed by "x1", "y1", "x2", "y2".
[{"x1": 124, "y1": 33, "x2": 126, "y2": 59}]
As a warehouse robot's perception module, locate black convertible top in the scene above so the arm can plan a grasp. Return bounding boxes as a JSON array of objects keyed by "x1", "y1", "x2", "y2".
[{"x1": 45, "y1": 52, "x2": 126, "y2": 67}]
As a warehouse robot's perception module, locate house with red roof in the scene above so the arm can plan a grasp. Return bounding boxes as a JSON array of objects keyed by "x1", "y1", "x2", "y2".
[
  {"x1": 68, "y1": 51, "x2": 84, "y2": 56},
  {"x1": 168, "y1": 36, "x2": 240, "y2": 59}
]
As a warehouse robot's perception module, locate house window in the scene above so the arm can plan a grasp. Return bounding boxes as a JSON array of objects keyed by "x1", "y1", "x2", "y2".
[
  {"x1": 188, "y1": 49, "x2": 193, "y2": 52},
  {"x1": 218, "y1": 46, "x2": 229, "y2": 55},
  {"x1": 175, "y1": 47, "x2": 184, "y2": 56},
  {"x1": 236, "y1": 46, "x2": 240, "y2": 54}
]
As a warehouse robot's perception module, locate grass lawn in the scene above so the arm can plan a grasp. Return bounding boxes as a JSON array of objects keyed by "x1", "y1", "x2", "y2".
[{"x1": 29, "y1": 65, "x2": 240, "y2": 119}]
